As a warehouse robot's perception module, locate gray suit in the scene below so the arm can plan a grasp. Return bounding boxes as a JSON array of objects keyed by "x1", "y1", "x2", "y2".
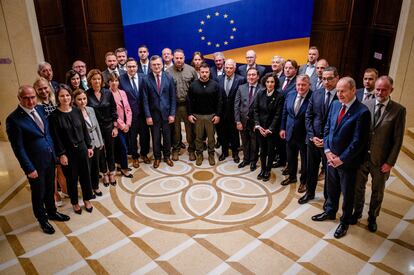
[
  {"x1": 102, "y1": 68, "x2": 126, "y2": 86},
  {"x1": 299, "y1": 64, "x2": 318, "y2": 91},
  {"x1": 354, "y1": 98, "x2": 406, "y2": 218}
]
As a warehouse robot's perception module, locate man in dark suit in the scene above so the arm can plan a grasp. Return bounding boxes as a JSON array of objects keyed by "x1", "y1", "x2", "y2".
[
  {"x1": 299, "y1": 66, "x2": 339, "y2": 205},
  {"x1": 115, "y1": 47, "x2": 128, "y2": 72},
  {"x1": 280, "y1": 75, "x2": 313, "y2": 191},
  {"x1": 137, "y1": 45, "x2": 151, "y2": 75},
  {"x1": 37, "y1": 62, "x2": 59, "y2": 93},
  {"x1": 234, "y1": 68, "x2": 263, "y2": 171},
  {"x1": 102, "y1": 51, "x2": 126, "y2": 86},
  {"x1": 356, "y1": 68, "x2": 378, "y2": 102},
  {"x1": 312, "y1": 59, "x2": 329, "y2": 91},
  {"x1": 352, "y1": 76, "x2": 406, "y2": 232},
  {"x1": 143, "y1": 55, "x2": 176, "y2": 168},
  {"x1": 217, "y1": 59, "x2": 245, "y2": 162},
  {"x1": 6, "y1": 85, "x2": 70, "y2": 234},
  {"x1": 237, "y1": 50, "x2": 266, "y2": 79},
  {"x1": 312, "y1": 77, "x2": 371, "y2": 239},
  {"x1": 298, "y1": 46, "x2": 319, "y2": 88},
  {"x1": 210, "y1": 52, "x2": 225, "y2": 82},
  {"x1": 119, "y1": 57, "x2": 151, "y2": 167}
]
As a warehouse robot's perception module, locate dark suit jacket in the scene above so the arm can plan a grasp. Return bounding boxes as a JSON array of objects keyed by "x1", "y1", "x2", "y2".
[
  {"x1": 218, "y1": 74, "x2": 245, "y2": 120},
  {"x1": 210, "y1": 66, "x2": 225, "y2": 82},
  {"x1": 102, "y1": 68, "x2": 126, "y2": 86},
  {"x1": 281, "y1": 90, "x2": 312, "y2": 143},
  {"x1": 143, "y1": 72, "x2": 176, "y2": 122},
  {"x1": 278, "y1": 75, "x2": 297, "y2": 96},
  {"x1": 363, "y1": 99, "x2": 406, "y2": 166},
  {"x1": 6, "y1": 105, "x2": 55, "y2": 174},
  {"x1": 138, "y1": 62, "x2": 151, "y2": 75},
  {"x1": 305, "y1": 88, "x2": 338, "y2": 143},
  {"x1": 324, "y1": 99, "x2": 371, "y2": 168},
  {"x1": 299, "y1": 64, "x2": 318, "y2": 89},
  {"x1": 253, "y1": 89, "x2": 285, "y2": 133},
  {"x1": 237, "y1": 64, "x2": 266, "y2": 79},
  {"x1": 119, "y1": 73, "x2": 145, "y2": 117},
  {"x1": 234, "y1": 83, "x2": 263, "y2": 128},
  {"x1": 356, "y1": 88, "x2": 375, "y2": 102},
  {"x1": 50, "y1": 80, "x2": 59, "y2": 93}
]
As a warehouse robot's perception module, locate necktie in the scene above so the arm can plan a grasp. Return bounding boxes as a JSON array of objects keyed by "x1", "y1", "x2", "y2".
[
  {"x1": 324, "y1": 91, "x2": 331, "y2": 113},
  {"x1": 225, "y1": 77, "x2": 232, "y2": 95},
  {"x1": 363, "y1": 93, "x2": 371, "y2": 101},
  {"x1": 374, "y1": 103, "x2": 383, "y2": 125},
  {"x1": 143, "y1": 64, "x2": 147, "y2": 74},
  {"x1": 336, "y1": 105, "x2": 346, "y2": 125},
  {"x1": 156, "y1": 74, "x2": 161, "y2": 93},
  {"x1": 317, "y1": 79, "x2": 323, "y2": 89},
  {"x1": 131, "y1": 76, "x2": 138, "y2": 95},
  {"x1": 248, "y1": 86, "x2": 254, "y2": 105},
  {"x1": 282, "y1": 78, "x2": 290, "y2": 91},
  {"x1": 82, "y1": 79, "x2": 88, "y2": 89},
  {"x1": 294, "y1": 96, "x2": 303, "y2": 115},
  {"x1": 31, "y1": 110, "x2": 44, "y2": 132}
]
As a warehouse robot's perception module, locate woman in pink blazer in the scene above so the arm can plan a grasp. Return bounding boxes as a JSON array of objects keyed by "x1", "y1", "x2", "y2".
[{"x1": 109, "y1": 73, "x2": 133, "y2": 178}]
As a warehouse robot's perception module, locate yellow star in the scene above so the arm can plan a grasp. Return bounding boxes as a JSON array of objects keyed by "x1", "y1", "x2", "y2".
[
  {"x1": 224, "y1": 41, "x2": 228, "y2": 45},
  {"x1": 230, "y1": 20, "x2": 234, "y2": 24},
  {"x1": 200, "y1": 20, "x2": 205, "y2": 25},
  {"x1": 207, "y1": 41, "x2": 212, "y2": 46},
  {"x1": 198, "y1": 28, "x2": 203, "y2": 33},
  {"x1": 230, "y1": 35, "x2": 234, "y2": 39},
  {"x1": 215, "y1": 43, "x2": 220, "y2": 47},
  {"x1": 201, "y1": 36, "x2": 205, "y2": 40},
  {"x1": 223, "y1": 14, "x2": 228, "y2": 18},
  {"x1": 206, "y1": 14, "x2": 211, "y2": 19},
  {"x1": 215, "y1": 11, "x2": 220, "y2": 16},
  {"x1": 232, "y1": 27, "x2": 237, "y2": 32}
]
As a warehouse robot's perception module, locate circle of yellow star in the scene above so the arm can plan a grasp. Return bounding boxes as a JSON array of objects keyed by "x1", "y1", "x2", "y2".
[
  {"x1": 223, "y1": 14, "x2": 228, "y2": 18},
  {"x1": 206, "y1": 14, "x2": 211, "y2": 19},
  {"x1": 216, "y1": 43, "x2": 220, "y2": 47},
  {"x1": 230, "y1": 20, "x2": 234, "y2": 24},
  {"x1": 215, "y1": 12, "x2": 220, "y2": 16},
  {"x1": 207, "y1": 41, "x2": 212, "y2": 46},
  {"x1": 232, "y1": 27, "x2": 237, "y2": 32},
  {"x1": 224, "y1": 41, "x2": 228, "y2": 45},
  {"x1": 230, "y1": 35, "x2": 234, "y2": 39},
  {"x1": 200, "y1": 20, "x2": 205, "y2": 25},
  {"x1": 198, "y1": 28, "x2": 203, "y2": 33},
  {"x1": 201, "y1": 36, "x2": 205, "y2": 40}
]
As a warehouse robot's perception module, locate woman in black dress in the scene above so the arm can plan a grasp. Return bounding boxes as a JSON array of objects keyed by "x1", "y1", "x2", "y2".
[
  {"x1": 49, "y1": 84, "x2": 94, "y2": 214},
  {"x1": 253, "y1": 73, "x2": 285, "y2": 182},
  {"x1": 86, "y1": 69, "x2": 118, "y2": 186}
]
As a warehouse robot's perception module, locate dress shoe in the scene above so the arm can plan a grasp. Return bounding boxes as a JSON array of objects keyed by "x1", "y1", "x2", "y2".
[
  {"x1": 153, "y1": 159, "x2": 161, "y2": 168},
  {"x1": 85, "y1": 206, "x2": 93, "y2": 213},
  {"x1": 141, "y1": 155, "x2": 151, "y2": 164},
  {"x1": 93, "y1": 189, "x2": 103, "y2": 197},
  {"x1": 103, "y1": 174, "x2": 110, "y2": 187},
  {"x1": 40, "y1": 221, "x2": 55, "y2": 234},
  {"x1": 311, "y1": 212, "x2": 336, "y2": 222},
  {"x1": 238, "y1": 161, "x2": 248, "y2": 168},
  {"x1": 334, "y1": 223, "x2": 349, "y2": 239},
  {"x1": 73, "y1": 205, "x2": 82, "y2": 215},
  {"x1": 189, "y1": 152, "x2": 196, "y2": 161},
  {"x1": 349, "y1": 212, "x2": 362, "y2": 225},
  {"x1": 172, "y1": 151, "x2": 179, "y2": 161},
  {"x1": 367, "y1": 217, "x2": 377, "y2": 232},
  {"x1": 262, "y1": 171, "x2": 270, "y2": 182},
  {"x1": 282, "y1": 167, "x2": 289, "y2": 176},
  {"x1": 281, "y1": 177, "x2": 297, "y2": 186},
  {"x1": 132, "y1": 159, "x2": 140, "y2": 168},
  {"x1": 257, "y1": 170, "x2": 265, "y2": 180},
  {"x1": 272, "y1": 161, "x2": 286, "y2": 168},
  {"x1": 49, "y1": 212, "x2": 70, "y2": 222},
  {"x1": 180, "y1": 142, "x2": 186, "y2": 149},
  {"x1": 121, "y1": 170, "x2": 133, "y2": 178},
  {"x1": 298, "y1": 193, "x2": 315, "y2": 204},
  {"x1": 196, "y1": 154, "x2": 203, "y2": 166},
  {"x1": 297, "y1": 183, "x2": 307, "y2": 193},
  {"x1": 164, "y1": 158, "x2": 174, "y2": 167},
  {"x1": 250, "y1": 162, "x2": 257, "y2": 171},
  {"x1": 233, "y1": 154, "x2": 240, "y2": 163},
  {"x1": 208, "y1": 154, "x2": 215, "y2": 166},
  {"x1": 218, "y1": 154, "x2": 228, "y2": 161}
]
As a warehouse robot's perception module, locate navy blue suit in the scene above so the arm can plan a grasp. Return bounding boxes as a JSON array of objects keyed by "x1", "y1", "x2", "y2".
[
  {"x1": 217, "y1": 74, "x2": 245, "y2": 155},
  {"x1": 119, "y1": 72, "x2": 150, "y2": 158},
  {"x1": 323, "y1": 99, "x2": 371, "y2": 224},
  {"x1": 278, "y1": 75, "x2": 297, "y2": 96},
  {"x1": 237, "y1": 64, "x2": 266, "y2": 79},
  {"x1": 281, "y1": 90, "x2": 312, "y2": 183},
  {"x1": 305, "y1": 88, "x2": 338, "y2": 197},
  {"x1": 143, "y1": 72, "x2": 176, "y2": 159},
  {"x1": 6, "y1": 105, "x2": 57, "y2": 222}
]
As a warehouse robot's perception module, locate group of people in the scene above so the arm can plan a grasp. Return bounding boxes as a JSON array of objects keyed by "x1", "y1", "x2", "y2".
[{"x1": 7, "y1": 45, "x2": 406, "y2": 239}]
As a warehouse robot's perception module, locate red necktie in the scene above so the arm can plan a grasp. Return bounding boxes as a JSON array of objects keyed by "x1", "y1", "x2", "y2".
[
  {"x1": 336, "y1": 105, "x2": 346, "y2": 125},
  {"x1": 282, "y1": 78, "x2": 290, "y2": 91},
  {"x1": 248, "y1": 86, "x2": 254, "y2": 105},
  {"x1": 156, "y1": 74, "x2": 161, "y2": 93}
]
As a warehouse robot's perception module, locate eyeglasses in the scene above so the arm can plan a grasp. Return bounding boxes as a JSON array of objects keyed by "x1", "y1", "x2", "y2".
[
  {"x1": 21, "y1": 96, "x2": 36, "y2": 100},
  {"x1": 322, "y1": 77, "x2": 335, "y2": 81}
]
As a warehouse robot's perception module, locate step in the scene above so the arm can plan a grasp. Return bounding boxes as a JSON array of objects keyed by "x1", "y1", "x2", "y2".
[
  {"x1": 394, "y1": 150, "x2": 414, "y2": 187},
  {"x1": 406, "y1": 127, "x2": 414, "y2": 139},
  {"x1": 401, "y1": 134, "x2": 414, "y2": 161}
]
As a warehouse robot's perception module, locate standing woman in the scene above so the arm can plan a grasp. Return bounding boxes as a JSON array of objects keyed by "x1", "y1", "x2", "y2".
[
  {"x1": 191, "y1": 51, "x2": 204, "y2": 78},
  {"x1": 33, "y1": 77, "x2": 68, "y2": 206},
  {"x1": 49, "y1": 84, "x2": 94, "y2": 214},
  {"x1": 108, "y1": 73, "x2": 133, "y2": 178},
  {"x1": 253, "y1": 73, "x2": 285, "y2": 182},
  {"x1": 86, "y1": 69, "x2": 118, "y2": 186},
  {"x1": 73, "y1": 89, "x2": 105, "y2": 196},
  {"x1": 65, "y1": 70, "x2": 81, "y2": 92}
]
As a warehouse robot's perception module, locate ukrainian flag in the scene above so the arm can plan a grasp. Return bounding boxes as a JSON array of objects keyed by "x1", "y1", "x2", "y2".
[{"x1": 121, "y1": 0, "x2": 314, "y2": 65}]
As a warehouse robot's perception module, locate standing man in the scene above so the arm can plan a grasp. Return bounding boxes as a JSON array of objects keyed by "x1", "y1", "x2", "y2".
[
  {"x1": 312, "y1": 59, "x2": 329, "y2": 91},
  {"x1": 162, "y1": 48, "x2": 174, "y2": 71},
  {"x1": 217, "y1": 59, "x2": 245, "y2": 162},
  {"x1": 6, "y1": 85, "x2": 70, "y2": 234},
  {"x1": 312, "y1": 77, "x2": 371, "y2": 239},
  {"x1": 210, "y1": 52, "x2": 225, "y2": 82},
  {"x1": 279, "y1": 59, "x2": 298, "y2": 96},
  {"x1": 143, "y1": 55, "x2": 176, "y2": 168},
  {"x1": 102, "y1": 51, "x2": 125, "y2": 85},
  {"x1": 299, "y1": 46, "x2": 319, "y2": 87},
  {"x1": 72, "y1": 60, "x2": 88, "y2": 90},
  {"x1": 137, "y1": 45, "x2": 151, "y2": 75},
  {"x1": 37, "y1": 62, "x2": 59, "y2": 93},
  {"x1": 167, "y1": 49, "x2": 198, "y2": 161},
  {"x1": 271, "y1": 56, "x2": 286, "y2": 79},
  {"x1": 119, "y1": 57, "x2": 150, "y2": 167},
  {"x1": 352, "y1": 76, "x2": 406, "y2": 232},
  {"x1": 234, "y1": 68, "x2": 263, "y2": 171},
  {"x1": 187, "y1": 63, "x2": 222, "y2": 166},
  {"x1": 237, "y1": 50, "x2": 266, "y2": 79},
  {"x1": 299, "y1": 66, "x2": 339, "y2": 204},
  {"x1": 279, "y1": 75, "x2": 313, "y2": 191},
  {"x1": 115, "y1": 47, "x2": 128, "y2": 72},
  {"x1": 356, "y1": 68, "x2": 378, "y2": 102}
]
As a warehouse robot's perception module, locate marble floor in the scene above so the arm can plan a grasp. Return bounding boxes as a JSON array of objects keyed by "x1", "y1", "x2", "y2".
[{"x1": 0, "y1": 133, "x2": 413, "y2": 274}]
